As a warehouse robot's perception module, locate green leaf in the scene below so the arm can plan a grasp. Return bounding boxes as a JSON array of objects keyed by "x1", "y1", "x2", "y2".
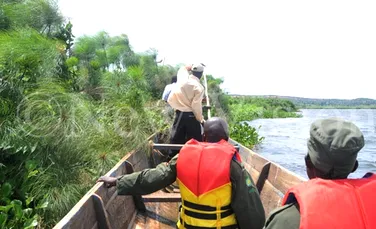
[
  {"x1": 22, "y1": 208, "x2": 33, "y2": 218},
  {"x1": 11, "y1": 200, "x2": 22, "y2": 207},
  {"x1": 23, "y1": 217, "x2": 38, "y2": 229},
  {"x1": 0, "y1": 213, "x2": 7, "y2": 228},
  {"x1": 1, "y1": 183, "x2": 12, "y2": 198},
  {"x1": 11, "y1": 200, "x2": 23, "y2": 219},
  {"x1": 66, "y1": 56, "x2": 78, "y2": 67},
  {"x1": 16, "y1": 146, "x2": 23, "y2": 153},
  {"x1": 22, "y1": 76, "x2": 30, "y2": 82},
  {"x1": 30, "y1": 143, "x2": 38, "y2": 153},
  {"x1": 26, "y1": 196, "x2": 34, "y2": 207},
  {"x1": 0, "y1": 198, "x2": 10, "y2": 205},
  {"x1": 27, "y1": 170, "x2": 39, "y2": 178},
  {"x1": 35, "y1": 200, "x2": 48, "y2": 209},
  {"x1": 0, "y1": 205, "x2": 12, "y2": 213}
]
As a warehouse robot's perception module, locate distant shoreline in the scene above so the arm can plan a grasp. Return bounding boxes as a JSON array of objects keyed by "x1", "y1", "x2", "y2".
[
  {"x1": 229, "y1": 95, "x2": 376, "y2": 109},
  {"x1": 229, "y1": 94, "x2": 376, "y2": 101},
  {"x1": 297, "y1": 106, "x2": 376, "y2": 109}
]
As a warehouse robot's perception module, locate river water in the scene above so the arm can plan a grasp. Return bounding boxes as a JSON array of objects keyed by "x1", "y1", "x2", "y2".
[{"x1": 248, "y1": 109, "x2": 376, "y2": 179}]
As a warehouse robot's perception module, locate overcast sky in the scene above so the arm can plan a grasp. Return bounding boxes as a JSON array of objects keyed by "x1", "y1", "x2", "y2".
[{"x1": 58, "y1": 0, "x2": 376, "y2": 99}]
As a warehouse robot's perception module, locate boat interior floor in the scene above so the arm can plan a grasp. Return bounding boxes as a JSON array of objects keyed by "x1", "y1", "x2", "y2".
[{"x1": 130, "y1": 190, "x2": 180, "y2": 229}]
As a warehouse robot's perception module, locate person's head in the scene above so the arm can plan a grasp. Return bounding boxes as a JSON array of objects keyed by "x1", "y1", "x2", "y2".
[
  {"x1": 171, "y1": 75, "x2": 177, "y2": 84},
  {"x1": 305, "y1": 118, "x2": 364, "y2": 180},
  {"x1": 203, "y1": 117, "x2": 229, "y2": 143},
  {"x1": 191, "y1": 63, "x2": 205, "y2": 79}
]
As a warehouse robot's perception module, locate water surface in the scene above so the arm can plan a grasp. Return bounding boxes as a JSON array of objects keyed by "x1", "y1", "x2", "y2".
[{"x1": 248, "y1": 109, "x2": 376, "y2": 179}]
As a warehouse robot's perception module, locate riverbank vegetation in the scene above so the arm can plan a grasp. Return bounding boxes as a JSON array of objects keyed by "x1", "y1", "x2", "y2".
[
  {"x1": 227, "y1": 97, "x2": 301, "y2": 147},
  {"x1": 204, "y1": 82, "x2": 301, "y2": 148},
  {"x1": 0, "y1": 1, "x2": 175, "y2": 227},
  {"x1": 242, "y1": 96, "x2": 376, "y2": 109},
  {"x1": 291, "y1": 97, "x2": 376, "y2": 109},
  {"x1": 229, "y1": 96, "x2": 302, "y2": 121},
  {"x1": 297, "y1": 104, "x2": 376, "y2": 109}
]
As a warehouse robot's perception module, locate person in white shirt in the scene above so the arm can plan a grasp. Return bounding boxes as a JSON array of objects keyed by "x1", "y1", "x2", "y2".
[
  {"x1": 162, "y1": 75, "x2": 177, "y2": 102},
  {"x1": 167, "y1": 63, "x2": 205, "y2": 158}
]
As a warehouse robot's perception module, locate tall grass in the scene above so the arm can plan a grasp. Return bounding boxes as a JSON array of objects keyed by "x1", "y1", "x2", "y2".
[
  {"x1": 1, "y1": 1, "x2": 175, "y2": 226},
  {"x1": 1, "y1": 67, "x2": 171, "y2": 227}
]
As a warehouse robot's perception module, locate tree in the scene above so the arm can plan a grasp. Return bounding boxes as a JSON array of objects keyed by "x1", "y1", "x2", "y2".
[
  {"x1": 2, "y1": 0, "x2": 63, "y2": 36},
  {"x1": 0, "y1": 29, "x2": 60, "y2": 88}
]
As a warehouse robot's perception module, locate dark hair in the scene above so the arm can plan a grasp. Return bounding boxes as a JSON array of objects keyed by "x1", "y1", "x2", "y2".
[
  {"x1": 192, "y1": 71, "x2": 203, "y2": 79},
  {"x1": 171, "y1": 76, "x2": 177, "y2": 83}
]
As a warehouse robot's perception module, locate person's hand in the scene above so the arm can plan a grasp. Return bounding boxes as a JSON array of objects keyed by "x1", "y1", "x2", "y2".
[
  {"x1": 96, "y1": 176, "x2": 117, "y2": 188},
  {"x1": 185, "y1": 65, "x2": 192, "y2": 71}
]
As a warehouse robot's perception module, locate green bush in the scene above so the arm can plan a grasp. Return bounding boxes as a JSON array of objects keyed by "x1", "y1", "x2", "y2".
[
  {"x1": 229, "y1": 97, "x2": 302, "y2": 122},
  {"x1": 230, "y1": 122, "x2": 265, "y2": 149}
]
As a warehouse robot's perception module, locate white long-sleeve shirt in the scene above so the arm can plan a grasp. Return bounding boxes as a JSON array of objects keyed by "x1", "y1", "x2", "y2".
[
  {"x1": 162, "y1": 83, "x2": 176, "y2": 101},
  {"x1": 167, "y1": 75, "x2": 204, "y2": 122}
]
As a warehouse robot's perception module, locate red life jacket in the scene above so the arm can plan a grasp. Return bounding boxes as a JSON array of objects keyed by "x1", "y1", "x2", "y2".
[
  {"x1": 282, "y1": 173, "x2": 376, "y2": 229},
  {"x1": 176, "y1": 139, "x2": 241, "y2": 229}
]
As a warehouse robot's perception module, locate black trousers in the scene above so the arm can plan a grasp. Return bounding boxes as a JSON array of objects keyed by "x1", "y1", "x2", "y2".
[{"x1": 169, "y1": 110, "x2": 203, "y2": 158}]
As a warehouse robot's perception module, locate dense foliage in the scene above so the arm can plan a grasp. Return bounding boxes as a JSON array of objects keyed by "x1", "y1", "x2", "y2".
[
  {"x1": 229, "y1": 96, "x2": 301, "y2": 122},
  {"x1": 204, "y1": 75, "x2": 230, "y2": 117},
  {"x1": 230, "y1": 122, "x2": 265, "y2": 149},
  {"x1": 0, "y1": 1, "x2": 176, "y2": 227}
]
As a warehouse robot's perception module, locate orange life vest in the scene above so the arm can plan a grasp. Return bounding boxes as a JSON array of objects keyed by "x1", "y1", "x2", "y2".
[
  {"x1": 176, "y1": 139, "x2": 241, "y2": 229},
  {"x1": 282, "y1": 173, "x2": 376, "y2": 229}
]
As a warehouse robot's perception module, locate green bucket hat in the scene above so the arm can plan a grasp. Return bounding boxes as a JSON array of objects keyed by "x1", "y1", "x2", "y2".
[{"x1": 307, "y1": 118, "x2": 365, "y2": 178}]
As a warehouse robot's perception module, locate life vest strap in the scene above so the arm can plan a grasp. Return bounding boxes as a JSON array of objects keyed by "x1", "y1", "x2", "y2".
[
  {"x1": 179, "y1": 218, "x2": 238, "y2": 229},
  {"x1": 182, "y1": 208, "x2": 234, "y2": 220},
  {"x1": 183, "y1": 200, "x2": 231, "y2": 212}
]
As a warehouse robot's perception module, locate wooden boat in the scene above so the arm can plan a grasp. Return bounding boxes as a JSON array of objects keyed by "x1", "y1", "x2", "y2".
[{"x1": 53, "y1": 133, "x2": 306, "y2": 229}]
